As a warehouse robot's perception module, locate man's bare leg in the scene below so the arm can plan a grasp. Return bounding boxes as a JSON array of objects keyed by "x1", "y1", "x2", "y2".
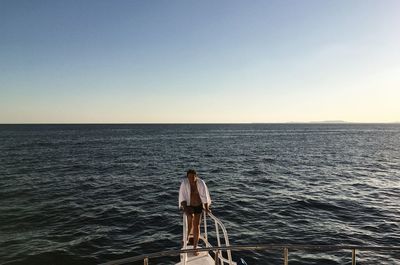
[
  {"x1": 187, "y1": 214, "x2": 193, "y2": 244},
  {"x1": 193, "y1": 213, "x2": 201, "y2": 255}
]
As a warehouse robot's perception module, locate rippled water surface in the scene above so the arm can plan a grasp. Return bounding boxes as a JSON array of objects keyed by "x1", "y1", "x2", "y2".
[{"x1": 1, "y1": 124, "x2": 400, "y2": 264}]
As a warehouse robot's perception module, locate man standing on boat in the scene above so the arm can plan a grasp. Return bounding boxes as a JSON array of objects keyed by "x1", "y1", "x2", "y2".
[{"x1": 179, "y1": 169, "x2": 211, "y2": 255}]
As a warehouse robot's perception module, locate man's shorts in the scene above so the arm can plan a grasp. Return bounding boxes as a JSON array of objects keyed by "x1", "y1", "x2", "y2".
[{"x1": 189, "y1": 205, "x2": 203, "y2": 214}]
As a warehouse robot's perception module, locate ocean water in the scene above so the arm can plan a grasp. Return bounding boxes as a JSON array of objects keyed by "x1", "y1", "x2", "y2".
[{"x1": 1, "y1": 124, "x2": 399, "y2": 265}]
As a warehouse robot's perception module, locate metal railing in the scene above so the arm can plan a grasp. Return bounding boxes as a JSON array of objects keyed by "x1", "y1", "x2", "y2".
[
  {"x1": 99, "y1": 209, "x2": 399, "y2": 265},
  {"x1": 99, "y1": 244, "x2": 400, "y2": 265},
  {"x1": 181, "y1": 211, "x2": 233, "y2": 265}
]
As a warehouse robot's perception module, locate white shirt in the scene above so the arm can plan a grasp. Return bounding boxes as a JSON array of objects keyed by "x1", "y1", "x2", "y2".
[{"x1": 179, "y1": 177, "x2": 212, "y2": 208}]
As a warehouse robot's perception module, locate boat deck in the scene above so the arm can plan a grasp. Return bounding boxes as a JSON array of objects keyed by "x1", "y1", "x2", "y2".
[{"x1": 176, "y1": 246, "x2": 215, "y2": 265}]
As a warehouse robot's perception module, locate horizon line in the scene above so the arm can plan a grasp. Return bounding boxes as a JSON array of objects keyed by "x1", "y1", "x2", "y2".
[{"x1": 1, "y1": 121, "x2": 399, "y2": 125}]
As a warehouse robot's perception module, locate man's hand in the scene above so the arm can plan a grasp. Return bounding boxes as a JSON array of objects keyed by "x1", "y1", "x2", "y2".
[
  {"x1": 204, "y1": 203, "x2": 211, "y2": 213},
  {"x1": 184, "y1": 206, "x2": 194, "y2": 215}
]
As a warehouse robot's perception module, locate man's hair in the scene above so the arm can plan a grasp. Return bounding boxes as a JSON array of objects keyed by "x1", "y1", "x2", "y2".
[{"x1": 186, "y1": 169, "x2": 197, "y2": 177}]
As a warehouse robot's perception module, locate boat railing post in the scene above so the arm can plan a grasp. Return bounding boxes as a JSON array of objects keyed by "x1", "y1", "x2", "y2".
[
  {"x1": 283, "y1": 247, "x2": 288, "y2": 265},
  {"x1": 144, "y1": 257, "x2": 148, "y2": 265},
  {"x1": 204, "y1": 211, "x2": 208, "y2": 242},
  {"x1": 215, "y1": 220, "x2": 221, "y2": 247},
  {"x1": 352, "y1": 249, "x2": 356, "y2": 265},
  {"x1": 182, "y1": 213, "x2": 188, "y2": 265},
  {"x1": 215, "y1": 249, "x2": 219, "y2": 265}
]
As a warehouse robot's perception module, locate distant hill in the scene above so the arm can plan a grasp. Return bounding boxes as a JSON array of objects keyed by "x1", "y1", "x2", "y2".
[
  {"x1": 284, "y1": 120, "x2": 349, "y2": 124},
  {"x1": 310, "y1": 120, "x2": 348, "y2": 123}
]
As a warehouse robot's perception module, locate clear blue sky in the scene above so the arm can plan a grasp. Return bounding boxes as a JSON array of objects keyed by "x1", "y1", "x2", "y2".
[{"x1": 1, "y1": 0, "x2": 399, "y2": 123}]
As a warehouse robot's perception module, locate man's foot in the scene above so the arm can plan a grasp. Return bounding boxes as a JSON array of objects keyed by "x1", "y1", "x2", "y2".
[{"x1": 193, "y1": 248, "x2": 199, "y2": 256}]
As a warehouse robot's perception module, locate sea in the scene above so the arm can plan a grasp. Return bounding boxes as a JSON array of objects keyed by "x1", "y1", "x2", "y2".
[{"x1": 1, "y1": 124, "x2": 399, "y2": 265}]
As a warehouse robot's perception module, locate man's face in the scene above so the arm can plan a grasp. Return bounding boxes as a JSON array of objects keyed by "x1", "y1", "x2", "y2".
[{"x1": 187, "y1": 173, "x2": 197, "y2": 183}]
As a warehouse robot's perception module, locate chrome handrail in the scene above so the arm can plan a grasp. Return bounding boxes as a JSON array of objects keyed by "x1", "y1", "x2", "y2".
[
  {"x1": 99, "y1": 244, "x2": 400, "y2": 265},
  {"x1": 181, "y1": 211, "x2": 188, "y2": 265},
  {"x1": 180, "y1": 211, "x2": 233, "y2": 265},
  {"x1": 207, "y1": 212, "x2": 233, "y2": 265}
]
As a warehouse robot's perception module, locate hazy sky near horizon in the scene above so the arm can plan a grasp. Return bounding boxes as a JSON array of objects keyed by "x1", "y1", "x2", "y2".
[{"x1": 1, "y1": 0, "x2": 399, "y2": 123}]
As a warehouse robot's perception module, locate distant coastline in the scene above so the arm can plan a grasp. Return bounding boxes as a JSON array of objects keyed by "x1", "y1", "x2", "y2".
[{"x1": 309, "y1": 120, "x2": 348, "y2": 123}]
